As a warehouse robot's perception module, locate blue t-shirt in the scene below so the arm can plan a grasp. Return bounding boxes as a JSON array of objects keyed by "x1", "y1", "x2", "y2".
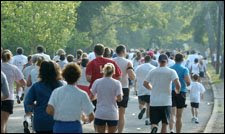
[
  {"x1": 24, "y1": 81, "x2": 63, "y2": 131},
  {"x1": 171, "y1": 63, "x2": 189, "y2": 93}
]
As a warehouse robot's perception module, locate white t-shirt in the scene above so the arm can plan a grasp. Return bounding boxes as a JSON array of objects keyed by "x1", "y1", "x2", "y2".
[
  {"x1": 77, "y1": 67, "x2": 89, "y2": 86},
  {"x1": 1, "y1": 63, "x2": 24, "y2": 100},
  {"x1": 187, "y1": 54, "x2": 199, "y2": 69},
  {"x1": 191, "y1": 63, "x2": 200, "y2": 74},
  {"x1": 91, "y1": 77, "x2": 123, "y2": 120},
  {"x1": 189, "y1": 82, "x2": 205, "y2": 103},
  {"x1": 23, "y1": 65, "x2": 36, "y2": 97},
  {"x1": 30, "y1": 66, "x2": 39, "y2": 84},
  {"x1": 113, "y1": 57, "x2": 131, "y2": 88},
  {"x1": 57, "y1": 60, "x2": 68, "y2": 69},
  {"x1": 88, "y1": 52, "x2": 96, "y2": 61},
  {"x1": 133, "y1": 59, "x2": 141, "y2": 70},
  {"x1": 168, "y1": 59, "x2": 175, "y2": 67},
  {"x1": 48, "y1": 85, "x2": 94, "y2": 121},
  {"x1": 12, "y1": 54, "x2": 28, "y2": 71},
  {"x1": 145, "y1": 67, "x2": 178, "y2": 106},
  {"x1": 135, "y1": 63, "x2": 156, "y2": 96},
  {"x1": 53, "y1": 55, "x2": 60, "y2": 62},
  {"x1": 33, "y1": 53, "x2": 51, "y2": 61}
]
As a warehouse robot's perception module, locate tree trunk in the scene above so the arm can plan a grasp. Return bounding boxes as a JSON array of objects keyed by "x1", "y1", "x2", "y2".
[
  {"x1": 205, "y1": 4, "x2": 217, "y2": 64},
  {"x1": 219, "y1": 51, "x2": 224, "y2": 79},
  {"x1": 216, "y1": 5, "x2": 222, "y2": 74}
]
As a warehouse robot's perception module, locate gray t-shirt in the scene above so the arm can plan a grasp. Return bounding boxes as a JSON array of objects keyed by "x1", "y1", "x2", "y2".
[
  {"x1": 48, "y1": 85, "x2": 94, "y2": 121},
  {"x1": 145, "y1": 67, "x2": 178, "y2": 106},
  {"x1": 1, "y1": 71, "x2": 10, "y2": 99},
  {"x1": 91, "y1": 77, "x2": 123, "y2": 120}
]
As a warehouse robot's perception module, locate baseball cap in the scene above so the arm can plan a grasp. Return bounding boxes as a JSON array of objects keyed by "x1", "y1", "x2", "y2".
[
  {"x1": 147, "y1": 51, "x2": 154, "y2": 57},
  {"x1": 158, "y1": 54, "x2": 168, "y2": 62}
]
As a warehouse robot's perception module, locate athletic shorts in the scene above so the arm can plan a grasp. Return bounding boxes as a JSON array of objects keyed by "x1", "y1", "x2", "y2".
[
  {"x1": 191, "y1": 102, "x2": 199, "y2": 108},
  {"x1": 150, "y1": 106, "x2": 171, "y2": 125},
  {"x1": 138, "y1": 95, "x2": 150, "y2": 104},
  {"x1": 1, "y1": 100, "x2": 14, "y2": 114},
  {"x1": 92, "y1": 100, "x2": 97, "y2": 112},
  {"x1": 53, "y1": 120, "x2": 82, "y2": 133},
  {"x1": 199, "y1": 72, "x2": 204, "y2": 78},
  {"x1": 94, "y1": 118, "x2": 118, "y2": 127},
  {"x1": 172, "y1": 91, "x2": 187, "y2": 109},
  {"x1": 117, "y1": 88, "x2": 129, "y2": 108}
]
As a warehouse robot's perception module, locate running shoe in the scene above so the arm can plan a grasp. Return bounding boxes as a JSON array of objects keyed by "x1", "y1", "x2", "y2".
[
  {"x1": 145, "y1": 119, "x2": 151, "y2": 125},
  {"x1": 151, "y1": 127, "x2": 158, "y2": 133},
  {"x1": 191, "y1": 117, "x2": 195, "y2": 123},
  {"x1": 23, "y1": 120, "x2": 30, "y2": 133},
  {"x1": 20, "y1": 93, "x2": 24, "y2": 101},
  {"x1": 16, "y1": 95, "x2": 21, "y2": 104},
  {"x1": 195, "y1": 118, "x2": 199, "y2": 124},
  {"x1": 138, "y1": 108, "x2": 146, "y2": 119}
]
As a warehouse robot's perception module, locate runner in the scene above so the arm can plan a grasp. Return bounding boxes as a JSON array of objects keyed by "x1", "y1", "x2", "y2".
[
  {"x1": 12, "y1": 47, "x2": 28, "y2": 104},
  {"x1": 166, "y1": 52, "x2": 175, "y2": 67},
  {"x1": 46, "y1": 63, "x2": 95, "y2": 133},
  {"x1": 1, "y1": 71, "x2": 10, "y2": 101},
  {"x1": 169, "y1": 53, "x2": 191, "y2": 133},
  {"x1": 190, "y1": 58, "x2": 200, "y2": 78},
  {"x1": 135, "y1": 55, "x2": 156, "y2": 125},
  {"x1": 91, "y1": 63, "x2": 123, "y2": 133},
  {"x1": 57, "y1": 54, "x2": 68, "y2": 69},
  {"x1": 1, "y1": 50, "x2": 26, "y2": 133},
  {"x1": 188, "y1": 74, "x2": 205, "y2": 124},
  {"x1": 132, "y1": 51, "x2": 142, "y2": 70},
  {"x1": 75, "y1": 49, "x2": 83, "y2": 65},
  {"x1": 86, "y1": 44, "x2": 122, "y2": 111},
  {"x1": 113, "y1": 45, "x2": 136, "y2": 133},
  {"x1": 33, "y1": 45, "x2": 51, "y2": 61},
  {"x1": 53, "y1": 49, "x2": 66, "y2": 62},
  {"x1": 24, "y1": 61, "x2": 64, "y2": 133},
  {"x1": 67, "y1": 54, "x2": 74, "y2": 63},
  {"x1": 144, "y1": 54, "x2": 181, "y2": 133}
]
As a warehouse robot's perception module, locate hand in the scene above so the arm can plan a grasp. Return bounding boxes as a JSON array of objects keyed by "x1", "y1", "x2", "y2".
[{"x1": 175, "y1": 89, "x2": 180, "y2": 94}]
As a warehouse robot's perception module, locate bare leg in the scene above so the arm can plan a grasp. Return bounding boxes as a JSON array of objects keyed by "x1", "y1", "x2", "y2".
[
  {"x1": 169, "y1": 107, "x2": 176, "y2": 131},
  {"x1": 108, "y1": 126, "x2": 117, "y2": 133},
  {"x1": 95, "y1": 125, "x2": 106, "y2": 133},
  {"x1": 118, "y1": 107, "x2": 126, "y2": 133},
  {"x1": 146, "y1": 103, "x2": 149, "y2": 118},
  {"x1": 195, "y1": 108, "x2": 198, "y2": 118},
  {"x1": 161, "y1": 123, "x2": 168, "y2": 133},
  {"x1": 176, "y1": 108, "x2": 184, "y2": 133},
  {"x1": 191, "y1": 107, "x2": 195, "y2": 118},
  {"x1": 1, "y1": 111, "x2": 10, "y2": 133}
]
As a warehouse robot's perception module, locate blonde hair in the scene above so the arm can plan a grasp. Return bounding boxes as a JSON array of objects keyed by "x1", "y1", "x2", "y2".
[{"x1": 103, "y1": 63, "x2": 115, "y2": 77}]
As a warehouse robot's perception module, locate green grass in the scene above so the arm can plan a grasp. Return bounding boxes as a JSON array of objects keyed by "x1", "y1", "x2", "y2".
[{"x1": 207, "y1": 63, "x2": 222, "y2": 84}]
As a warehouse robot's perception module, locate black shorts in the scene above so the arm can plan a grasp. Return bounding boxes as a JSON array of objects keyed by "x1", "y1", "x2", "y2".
[
  {"x1": 1, "y1": 100, "x2": 14, "y2": 114},
  {"x1": 199, "y1": 72, "x2": 204, "y2": 77},
  {"x1": 138, "y1": 95, "x2": 150, "y2": 104},
  {"x1": 172, "y1": 91, "x2": 187, "y2": 109},
  {"x1": 117, "y1": 88, "x2": 129, "y2": 108},
  {"x1": 191, "y1": 102, "x2": 199, "y2": 108},
  {"x1": 150, "y1": 106, "x2": 171, "y2": 125},
  {"x1": 92, "y1": 100, "x2": 97, "y2": 112},
  {"x1": 94, "y1": 118, "x2": 118, "y2": 127}
]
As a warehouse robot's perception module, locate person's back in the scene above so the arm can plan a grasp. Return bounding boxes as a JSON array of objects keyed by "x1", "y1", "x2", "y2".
[
  {"x1": 12, "y1": 54, "x2": 28, "y2": 71},
  {"x1": 34, "y1": 45, "x2": 51, "y2": 61},
  {"x1": 92, "y1": 77, "x2": 122, "y2": 120},
  {"x1": 189, "y1": 82, "x2": 205, "y2": 103},
  {"x1": 191, "y1": 62, "x2": 200, "y2": 75},
  {"x1": 147, "y1": 67, "x2": 177, "y2": 106},
  {"x1": 113, "y1": 57, "x2": 130, "y2": 88},
  {"x1": 135, "y1": 63, "x2": 155, "y2": 96}
]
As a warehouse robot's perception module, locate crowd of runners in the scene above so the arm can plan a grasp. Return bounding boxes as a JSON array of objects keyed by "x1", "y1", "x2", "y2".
[{"x1": 1, "y1": 44, "x2": 208, "y2": 133}]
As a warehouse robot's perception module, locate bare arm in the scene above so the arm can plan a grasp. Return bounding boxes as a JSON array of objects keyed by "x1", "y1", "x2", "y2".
[
  {"x1": 27, "y1": 75, "x2": 32, "y2": 87},
  {"x1": 46, "y1": 104, "x2": 54, "y2": 116},
  {"x1": 116, "y1": 95, "x2": 123, "y2": 102},
  {"x1": 173, "y1": 78, "x2": 181, "y2": 94},
  {"x1": 127, "y1": 62, "x2": 136, "y2": 80},
  {"x1": 86, "y1": 75, "x2": 92, "y2": 83},
  {"x1": 184, "y1": 75, "x2": 191, "y2": 86},
  {"x1": 143, "y1": 81, "x2": 152, "y2": 90}
]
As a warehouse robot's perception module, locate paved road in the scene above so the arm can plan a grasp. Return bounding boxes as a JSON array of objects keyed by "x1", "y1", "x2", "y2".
[{"x1": 7, "y1": 78, "x2": 213, "y2": 133}]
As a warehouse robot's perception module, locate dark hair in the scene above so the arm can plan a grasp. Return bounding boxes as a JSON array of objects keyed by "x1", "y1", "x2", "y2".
[
  {"x1": 193, "y1": 74, "x2": 199, "y2": 81},
  {"x1": 27, "y1": 55, "x2": 32, "y2": 62},
  {"x1": 37, "y1": 45, "x2": 45, "y2": 53},
  {"x1": 165, "y1": 52, "x2": 171, "y2": 58},
  {"x1": 103, "y1": 47, "x2": 111, "y2": 58},
  {"x1": 194, "y1": 58, "x2": 198, "y2": 63},
  {"x1": 2, "y1": 50, "x2": 12, "y2": 62},
  {"x1": 67, "y1": 54, "x2": 74, "y2": 62},
  {"x1": 81, "y1": 58, "x2": 89, "y2": 67},
  {"x1": 16, "y1": 47, "x2": 24, "y2": 55},
  {"x1": 144, "y1": 55, "x2": 151, "y2": 63},
  {"x1": 76, "y1": 49, "x2": 83, "y2": 60},
  {"x1": 60, "y1": 54, "x2": 66, "y2": 61},
  {"x1": 94, "y1": 44, "x2": 105, "y2": 56},
  {"x1": 62, "y1": 63, "x2": 81, "y2": 84},
  {"x1": 39, "y1": 61, "x2": 62, "y2": 86},
  {"x1": 175, "y1": 53, "x2": 184, "y2": 63},
  {"x1": 116, "y1": 45, "x2": 126, "y2": 55},
  {"x1": 135, "y1": 51, "x2": 142, "y2": 60}
]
